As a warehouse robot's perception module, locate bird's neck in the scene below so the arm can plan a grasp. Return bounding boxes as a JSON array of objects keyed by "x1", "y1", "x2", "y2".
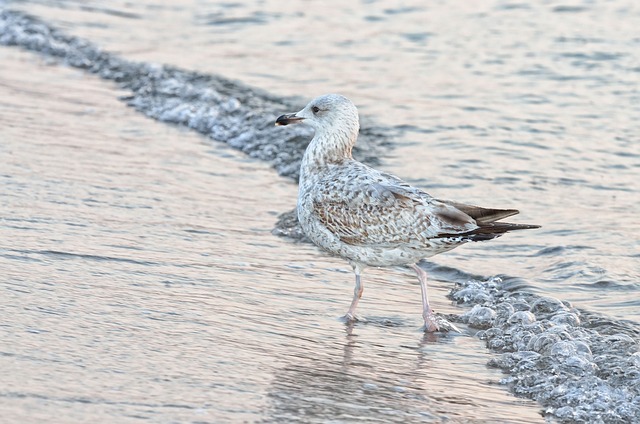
[{"x1": 300, "y1": 125, "x2": 358, "y2": 173}]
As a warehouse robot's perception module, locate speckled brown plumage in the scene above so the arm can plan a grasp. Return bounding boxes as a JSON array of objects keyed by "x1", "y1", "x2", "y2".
[{"x1": 276, "y1": 94, "x2": 540, "y2": 332}]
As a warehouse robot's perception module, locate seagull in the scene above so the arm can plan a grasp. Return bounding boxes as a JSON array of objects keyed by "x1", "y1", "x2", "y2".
[{"x1": 276, "y1": 94, "x2": 540, "y2": 332}]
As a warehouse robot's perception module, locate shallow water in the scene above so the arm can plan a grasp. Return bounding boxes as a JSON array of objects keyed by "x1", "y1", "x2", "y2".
[
  {"x1": 1, "y1": 0, "x2": 639, "y2": 422},
  {"x1": 0, "y1": 47, "x2": 543, "y2": 423},
  {"x1": 6, "y1": 0, "x2": 638, "y2": 318}
]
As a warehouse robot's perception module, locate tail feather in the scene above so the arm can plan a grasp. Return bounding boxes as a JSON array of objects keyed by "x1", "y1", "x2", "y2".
[
  {"x1": 438, "y1": 199, "x2": 520, "y2": 224},
  {"x1": 436, "y1": 198, "x2": 540, "y2": 241}
]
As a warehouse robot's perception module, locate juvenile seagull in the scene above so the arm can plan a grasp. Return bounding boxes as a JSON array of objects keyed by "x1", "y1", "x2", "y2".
[{"x1": 276, "y1": 94, "x2": 539, "y2": 332}]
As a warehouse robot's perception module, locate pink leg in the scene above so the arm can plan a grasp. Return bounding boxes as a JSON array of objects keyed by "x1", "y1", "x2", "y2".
[
  {"x1": 344, "y1": 264, "x2": 364, "y2": 321},
  {"x1": 411, "y1": 264, "x2": 439, "y2": 332}
]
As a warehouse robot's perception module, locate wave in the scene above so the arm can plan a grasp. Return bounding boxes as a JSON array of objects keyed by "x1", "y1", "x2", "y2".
[
  {"x1": 451, "y1": 276, "x2": 640, "y2": 422},
  {"x1": 0, "y1": 9, "x2": 390, "y2": 182}
]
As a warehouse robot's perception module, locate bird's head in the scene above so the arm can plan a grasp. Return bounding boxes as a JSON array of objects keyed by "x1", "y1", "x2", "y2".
[{"x1": 275, "y1": 94, "x2": 360, "y2": 136}]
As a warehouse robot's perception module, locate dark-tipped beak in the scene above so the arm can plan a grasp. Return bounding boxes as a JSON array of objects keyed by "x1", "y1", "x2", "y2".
[{"x1": 275, "y1": 113, "x2": 304, "y2": 126}]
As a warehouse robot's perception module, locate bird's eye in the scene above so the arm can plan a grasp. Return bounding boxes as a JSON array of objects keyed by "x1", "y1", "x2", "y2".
[{"x1": 312, "y1": 106, "x2": 320, "y2": 114}]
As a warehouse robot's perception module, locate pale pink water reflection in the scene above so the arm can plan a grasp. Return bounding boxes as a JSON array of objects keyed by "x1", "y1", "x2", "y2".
[
  {"x1": 2, "y1": 0, "x2": 639, "y2": 421},
  {"x1": 10, "y1": 0, "x2": 639, "y2": 318},
  {"x1": 0, "y1": 48, "x2": 543, "y2": 422}
]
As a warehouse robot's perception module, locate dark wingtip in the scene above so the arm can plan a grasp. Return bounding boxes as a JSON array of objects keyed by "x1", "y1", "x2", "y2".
[
  {"x1": 512, "y1": 224, "x2": 541, "y2": 230},
  {"x1": 435, "y1": 222, "x2": 541, "y2": 242},
  {"x1": 478, "y1": 222, "x2": 541, "y2": 233}
]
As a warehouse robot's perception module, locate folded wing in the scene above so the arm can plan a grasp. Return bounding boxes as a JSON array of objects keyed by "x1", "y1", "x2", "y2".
[
  {"x1": 311, "y1": 167, "x2": 539, "y2": 247},
  {"x1": 312, "y1": 176, "x2": 479, "y2": 247}
]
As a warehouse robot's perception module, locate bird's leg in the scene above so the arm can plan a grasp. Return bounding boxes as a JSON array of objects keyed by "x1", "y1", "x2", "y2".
[
  {"x1": 344, "y1": 264, "x2": 364, "y2": 322},
  {"x1": 411, "y1": 264, "x2": 439, "y2": 332}
]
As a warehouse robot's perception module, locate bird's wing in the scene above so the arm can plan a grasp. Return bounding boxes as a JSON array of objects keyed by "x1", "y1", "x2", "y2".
[{"x1": 311, "y1": 169, "x2": 478, "y2": 247}]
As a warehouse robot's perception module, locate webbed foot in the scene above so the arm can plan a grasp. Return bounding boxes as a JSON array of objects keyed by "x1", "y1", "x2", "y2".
[
  {"x1": 423, "y1": 312, "x2": 461, "y2": 333},
  {"x1": 341, "y1": 313, "x2": 365, "y2": 323}
]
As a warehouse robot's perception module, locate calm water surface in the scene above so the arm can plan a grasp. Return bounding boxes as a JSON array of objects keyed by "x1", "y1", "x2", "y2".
[{"x1": 1, "y1": 0, "x2": 639, "y2": 422}]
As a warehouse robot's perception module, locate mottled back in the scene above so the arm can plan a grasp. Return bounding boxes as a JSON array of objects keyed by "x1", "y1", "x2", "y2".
[{"x1": 305, "y1": 160, "x2": 478, "y2": 249}]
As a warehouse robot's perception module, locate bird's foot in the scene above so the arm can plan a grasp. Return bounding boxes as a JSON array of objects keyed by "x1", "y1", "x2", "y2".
[
  {"x1": 422, "y1": 312, "x2": 440, "y2": 333},
  {"x1": 341, "y1": 313, "x2": 365, "y2": 323},
  {"x1": 423, "y1": 311, "x2": 461, "y2": 333}
]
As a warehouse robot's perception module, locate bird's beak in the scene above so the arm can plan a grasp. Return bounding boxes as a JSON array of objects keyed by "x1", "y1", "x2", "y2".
[{"x1": 275, "y1": 113, "x2": 304, "y2": 126}]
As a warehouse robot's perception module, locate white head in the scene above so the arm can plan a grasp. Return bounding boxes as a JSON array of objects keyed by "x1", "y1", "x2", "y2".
[{"x1": 275, "y1": 94, "x2": 360, "y2": 137}]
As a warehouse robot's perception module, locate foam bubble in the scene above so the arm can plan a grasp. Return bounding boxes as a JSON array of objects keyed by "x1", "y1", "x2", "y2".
[{"x1": 452, "y1": 278, "x2": 640, "y2": 421}]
